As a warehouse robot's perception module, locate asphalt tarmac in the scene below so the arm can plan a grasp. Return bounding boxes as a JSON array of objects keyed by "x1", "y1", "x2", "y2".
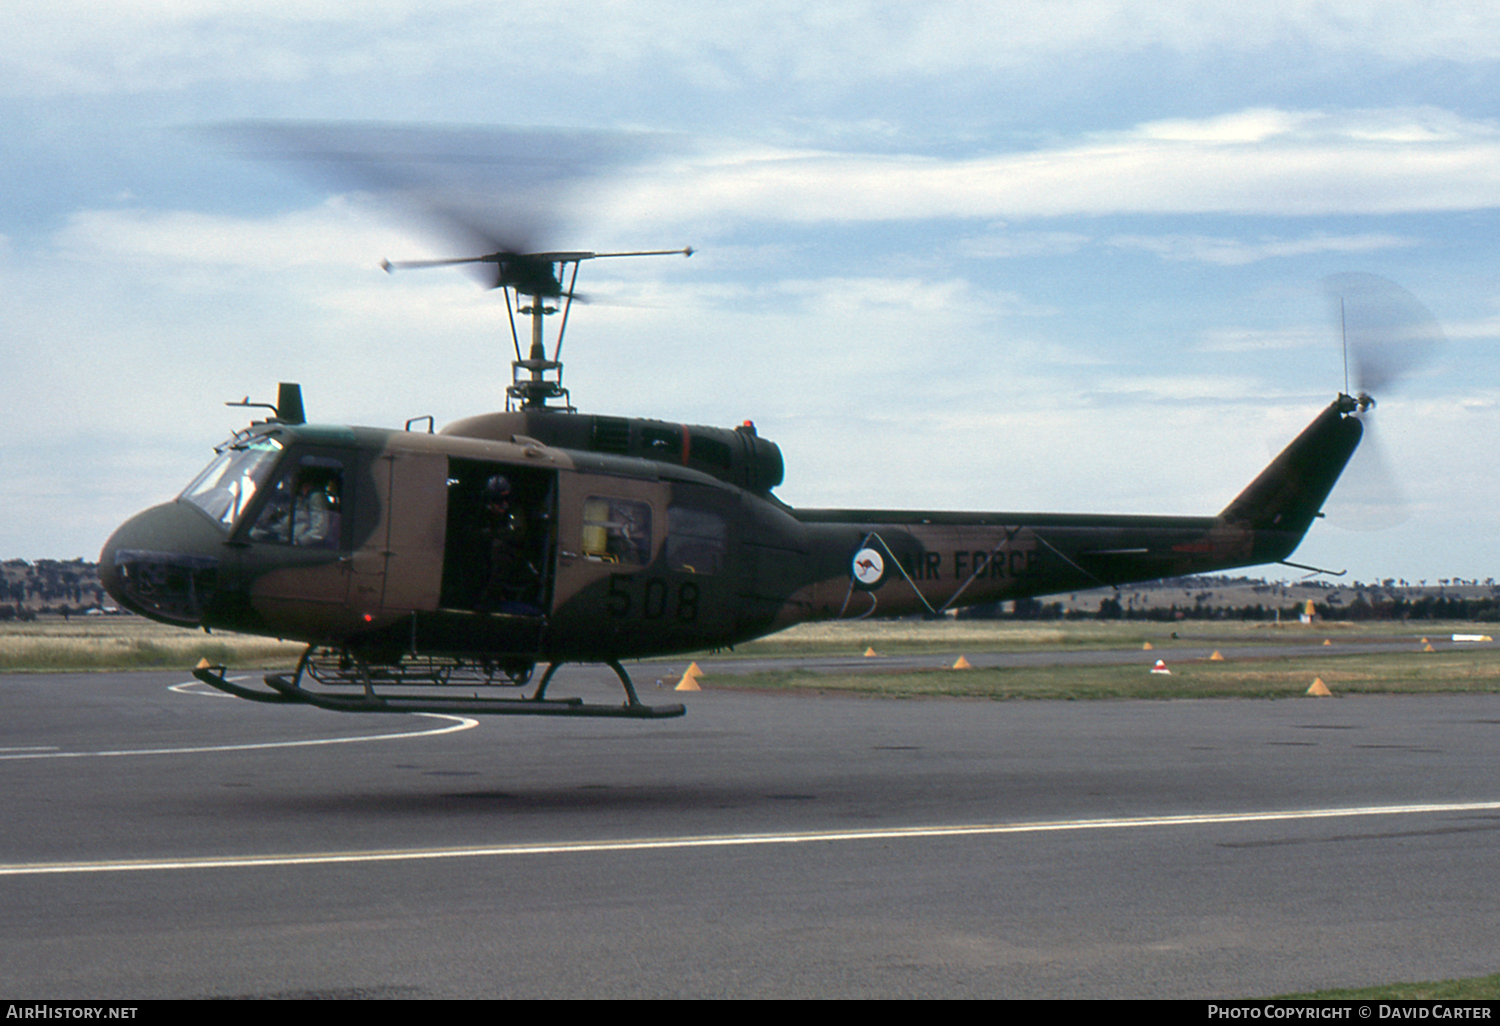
[{"x1": 2, "y1": 654, "x2": 1498, "y2": 999}]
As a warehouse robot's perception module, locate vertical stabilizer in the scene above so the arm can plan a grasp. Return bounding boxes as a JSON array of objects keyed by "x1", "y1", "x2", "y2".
[{"x1": 1217, "y1": 396, "x2": 1363, "y2": 559}]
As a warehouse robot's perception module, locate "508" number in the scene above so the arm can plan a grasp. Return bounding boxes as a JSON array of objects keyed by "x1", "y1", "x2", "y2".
[{"x1": 606, "y1": 574, "x2": 700, "y2": 622}]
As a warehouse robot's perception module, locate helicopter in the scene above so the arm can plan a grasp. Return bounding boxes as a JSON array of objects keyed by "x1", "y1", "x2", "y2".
[{"x1": 98, "y1": 128, "x2": 1387, "y2": 720}]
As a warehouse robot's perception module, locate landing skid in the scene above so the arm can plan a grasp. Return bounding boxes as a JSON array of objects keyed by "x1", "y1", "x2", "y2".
[{"x1": 190, "y1": 653, "x2": 686, "y2": 719}]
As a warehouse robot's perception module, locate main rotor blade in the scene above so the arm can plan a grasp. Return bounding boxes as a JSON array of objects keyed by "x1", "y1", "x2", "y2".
[
  {"x1": 380, "y1": 256, "x2": 493, "y2": 272},
  {"x1": 210, "y1": 122, "x2": 666, "y2": 273}
]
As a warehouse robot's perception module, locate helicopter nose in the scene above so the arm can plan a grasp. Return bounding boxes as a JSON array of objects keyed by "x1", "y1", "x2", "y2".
[{"x1": 100, "y1": 503, "x2": 226, "y2": 626}]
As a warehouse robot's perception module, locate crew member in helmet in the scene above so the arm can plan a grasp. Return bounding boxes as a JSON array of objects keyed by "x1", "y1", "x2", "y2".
[{"x1": 477, "y1": 474, "x2": 534, "y2": 612}]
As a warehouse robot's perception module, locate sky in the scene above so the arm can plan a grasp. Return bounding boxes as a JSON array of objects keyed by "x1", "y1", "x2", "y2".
[{"x1": 2, "y1": 1, "x2": 1497, "y2": 587}]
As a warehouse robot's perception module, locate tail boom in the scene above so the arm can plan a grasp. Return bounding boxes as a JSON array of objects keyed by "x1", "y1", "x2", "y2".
[{"x1": 781, "y1": 396, "x2": 1364, "y2": 622}]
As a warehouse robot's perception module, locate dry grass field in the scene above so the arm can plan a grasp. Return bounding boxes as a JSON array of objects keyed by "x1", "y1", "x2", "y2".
[
  {"x1": 2, "y1": 614, "x2": 1494, "y2": 703},
  {"x1": 732, "y1": 615, "x2": 1481, "y2": 655},
  {"x1": 725, "y1": 646, "x2": 1500, "y2": 701},
  {"x1": 723, "y1": 618, "x2": 1500, "y2": 699},
  {"x1": 0, "y1": 616, "x2": 304, "y2": 671}
]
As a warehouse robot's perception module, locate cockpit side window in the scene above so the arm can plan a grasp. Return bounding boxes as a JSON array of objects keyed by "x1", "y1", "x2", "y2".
[
  {"x1": 246, "y1": 456, "x2": 345, "y2": 549},
  {"x1": 180, "y1": 437, "x2": 283, "y2": 527}
]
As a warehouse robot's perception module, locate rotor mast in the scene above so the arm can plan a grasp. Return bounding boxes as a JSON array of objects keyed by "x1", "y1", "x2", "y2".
[{"x1": 384, "y1": 246, "x2": 692, "y2": 411}]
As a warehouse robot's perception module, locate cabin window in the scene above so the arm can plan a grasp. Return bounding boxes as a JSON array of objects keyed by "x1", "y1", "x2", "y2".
[
  {"x1": 582, "y1": 497, "x2": 652, "y2": 566},
  {"x1": 666, "y1": 506, "x2": 726, "y2": 575},
  {"x1": 180, "y1": 437, "x2": 283, "y2": 528},
  {"x1": 245, "y1": 457, "x2": 344, "y2": 548}
]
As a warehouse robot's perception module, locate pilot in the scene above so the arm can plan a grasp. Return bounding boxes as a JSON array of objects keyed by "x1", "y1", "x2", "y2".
[{"x1": 292, "y1": 474, "x2": 338, "y2": 547}]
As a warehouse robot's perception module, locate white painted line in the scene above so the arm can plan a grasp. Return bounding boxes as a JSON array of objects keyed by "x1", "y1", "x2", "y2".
[
  {"x1": 0, "y1": 712, "x2": 477, "y2": 760},
  {"x1": 168, "y1": 680, "x2": 239, "y2": 698},
  {"x1": 4, "y1": 800, "x2": 1497, "y2": 877}
]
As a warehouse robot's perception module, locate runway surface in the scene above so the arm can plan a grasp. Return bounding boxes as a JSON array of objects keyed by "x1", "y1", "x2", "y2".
[{"x1": 2, "y1": 655, "x2": 1498, "y2": 999}]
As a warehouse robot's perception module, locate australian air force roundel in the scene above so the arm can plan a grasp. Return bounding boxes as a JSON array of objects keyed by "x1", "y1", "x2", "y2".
[{"x1": 852, "y1": 547, "x2": 885, "y2": 589}]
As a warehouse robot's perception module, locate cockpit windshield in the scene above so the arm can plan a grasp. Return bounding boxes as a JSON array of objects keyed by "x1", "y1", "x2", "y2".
[{"x1": 179, "y1": 435, "x2": 284, "y2": 528}]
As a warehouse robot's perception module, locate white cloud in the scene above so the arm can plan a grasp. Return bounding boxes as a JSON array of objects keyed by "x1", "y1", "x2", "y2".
[
  {"x1": 1122, "y1": 107, "x2": 1498, "y2": 146},
  {"x1": 53, "y1": 199, "x2": 397, "y2": 270},
  {"x1": 1107, "y1": 232, "x2": 1412, "y2": 265},
  {"x1": 604, "y1": 108, "x2": 1500, "y2": 228},
  {"x1": 1440, "y1": 313, "x2": 1500, "y2": 342},
  {"x1": 1133, "y1": 109, "x2": 1311, "y2": 144},
  {"x1": 11, "y1": 2, "x2": 1500, "y2": 98},
  {"x1": 958, "y1": 231, "x2": 1093, "y2": 260},
  {"x1": 959, "y1": 227, "x2": 1413, "y2": 266},
  {"x1": 1196, "y1": 326, "x2": 1328, "y2": 353}
]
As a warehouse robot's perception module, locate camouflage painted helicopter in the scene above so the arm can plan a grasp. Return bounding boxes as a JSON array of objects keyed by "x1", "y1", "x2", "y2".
[{"x1": 98, "y1": 129, "x2": 1384, "y2": 720}]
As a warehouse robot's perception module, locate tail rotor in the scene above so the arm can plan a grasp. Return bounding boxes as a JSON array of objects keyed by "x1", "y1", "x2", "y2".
[{"x1": 1322, "y1": 273, "x2": 1445, "y2": 531}]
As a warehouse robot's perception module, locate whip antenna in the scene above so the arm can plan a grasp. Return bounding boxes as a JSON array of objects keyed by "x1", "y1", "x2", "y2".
[{"x1": 1341, "y1": 296, "x2": 1350, "y2": 397}]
